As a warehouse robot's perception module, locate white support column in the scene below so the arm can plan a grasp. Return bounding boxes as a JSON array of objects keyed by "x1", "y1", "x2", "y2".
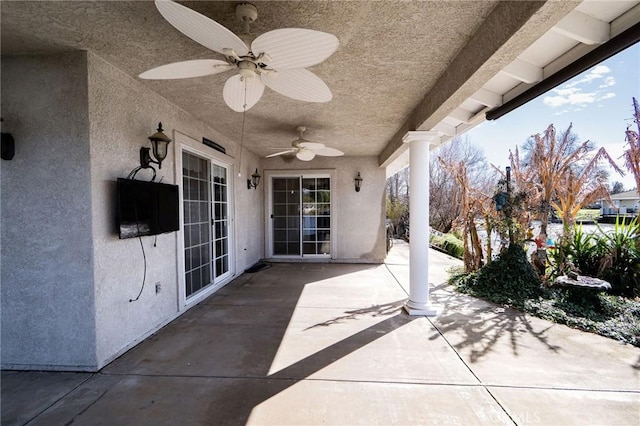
[{"x1": 402, "y1": 131, "x2": 442, "y2": 316}]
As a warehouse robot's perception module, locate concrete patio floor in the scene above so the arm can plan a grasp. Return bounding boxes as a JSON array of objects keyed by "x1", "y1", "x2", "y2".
[{"x1": 2, "y1": 240, "x2": 639, "y2": 425}]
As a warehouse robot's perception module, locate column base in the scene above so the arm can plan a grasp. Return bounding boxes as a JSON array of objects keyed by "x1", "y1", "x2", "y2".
[{"x1": 403, "y1": 301, "x2": 442, "y2": 316}]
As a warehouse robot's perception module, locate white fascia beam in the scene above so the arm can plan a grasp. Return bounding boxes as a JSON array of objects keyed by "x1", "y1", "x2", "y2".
[
  {"x1": 501, "y1": 58, "x2": 543, "y2": 84},
  {"x1": 447, "y1": 108, "x2": 474, "y2": 123},
  {"x1": 433, "y1": 121, "x2": 456, "y2": 136},
  {"x1": 552, "y1": 10, "x2": 610, "y2": 45},
  {"x1": 469, "y1": 88, "x2": 502, "y2": 107}
]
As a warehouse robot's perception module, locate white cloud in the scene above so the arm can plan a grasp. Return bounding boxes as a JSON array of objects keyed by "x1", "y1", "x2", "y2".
[
  {"x1": 543, "y1": 91, "x2": 597, "y2": 108},
  {"x1": 542, "y1": 65, "x2": 617, "y2": 112},
  {"x1": 565, "y1": 64, "x2": 611, "y2": 88},
  {"x1": 599, "y1": 76, "x2": 616, "y2": 88},
  {"x1": 592, "y1": 64, "x2": 611, "y2": 75},
  {"x1": 544, "y1": 96, "x2": 567, "y2": 108},
  {"x1": 553, "y1": 87, "x2": 580, "y2": 96}
]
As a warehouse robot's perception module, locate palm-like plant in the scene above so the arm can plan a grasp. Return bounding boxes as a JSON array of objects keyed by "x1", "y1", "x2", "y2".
[
  {"x1": 526, "y1": 124, "x2": 623, "y2": 237},
  {"x1": 623, "y1": 97, "x2": 640, "y2": 213},
  {"x1": 596, "y1": 217, "x2": 640, "y2": 296},
  {"x1": 552, "y1": 146, "x2": 623, "y2": 235},
  {"x1": 569, "y1": 224, "x2": 603, "y2": 277}
]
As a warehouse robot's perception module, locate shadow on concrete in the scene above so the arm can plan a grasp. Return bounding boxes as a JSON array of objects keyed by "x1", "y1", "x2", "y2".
[
  {"x1": 4, "y1": 263, "x2": 416, "y2": 425},
  {"x1": 429, "y1": 289, "x2": 561, "y2": 363},
  {"x1": 304, "y1": 300, "x2": 406, "y2": 330}
]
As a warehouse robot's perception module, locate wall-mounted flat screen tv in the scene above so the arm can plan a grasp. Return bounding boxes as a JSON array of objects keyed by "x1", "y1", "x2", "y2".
[{"x1": 117, "y1": 178, "x2": 180, "y2": 239}]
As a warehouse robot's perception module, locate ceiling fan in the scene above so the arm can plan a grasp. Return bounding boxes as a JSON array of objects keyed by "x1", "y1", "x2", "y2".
[
  {"x1": 266, "y1": 126, "x2": 344, "y2": 161},
  {"x1": 139, "y1": 0, "x2": 339, "y2": 112}
]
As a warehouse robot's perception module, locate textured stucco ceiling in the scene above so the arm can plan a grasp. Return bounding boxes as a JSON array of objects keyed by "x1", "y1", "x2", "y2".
[{"x1": 1, "y1": 1, "x2": 576, "y2": 162}]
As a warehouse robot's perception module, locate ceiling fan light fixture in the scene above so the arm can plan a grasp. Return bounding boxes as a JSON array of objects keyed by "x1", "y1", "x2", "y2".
[
  {"x1": 266, "y1": 125, "x2": 343, "y2": 161},
  {"x1": 297, "y1": 149, "x2": 315, "y2": 161},
  {"x1": 238, "y1": 61, "x2": 257, "y2": 79}
]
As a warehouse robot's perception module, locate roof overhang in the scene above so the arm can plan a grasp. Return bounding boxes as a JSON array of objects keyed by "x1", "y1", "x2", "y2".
[
  {"x1": 382, "y1": 1, "x2": 640, "y2": 177},
  {"x1": 1, "y1": 1, "x2": 638, "y2": 176}
]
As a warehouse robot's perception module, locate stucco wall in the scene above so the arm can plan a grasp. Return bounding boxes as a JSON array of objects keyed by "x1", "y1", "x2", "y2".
[
  {"x1": 1, "y1": 53, "x2": 97, "y2": 370},
  {"x1": 0, "y1": 51, "x2": 263, "y2": 371},
  {"x1": 1, "y1": 48, "x2": 378, "y2": 370},
  {"x1": 87, "y1": 52, "x2": 263, "y2": 368},
  {"x1": 234, "y1": 148, "x2": 265, "y2": 271},
  {"x1": 261, "y1": 156, "x2": 386, "y2": 262}
]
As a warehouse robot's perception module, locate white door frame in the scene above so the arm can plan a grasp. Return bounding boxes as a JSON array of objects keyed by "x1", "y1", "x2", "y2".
[
  {"x1": 264, "y1": 169, "x2": 337, "y2": 260},
  {"x1": 174, "y1": 131, "x2": 236, "y2": 311}
]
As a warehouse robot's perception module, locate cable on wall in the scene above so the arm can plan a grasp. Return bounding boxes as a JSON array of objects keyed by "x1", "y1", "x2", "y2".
[{"x1": 129, "y1": 192, "x2": 147, "y2": 302}]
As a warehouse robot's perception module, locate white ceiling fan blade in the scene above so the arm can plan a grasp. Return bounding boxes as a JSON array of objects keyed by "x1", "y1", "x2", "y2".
[
  {"x1": 262, "y1": 69, "x2": 332, "y2": 103},
  {"x1": 139, "y1": 59, "x2": 234, "y2": 80},
  {"x1": 296, "y1": 150, "x2": 316, "y2": 161},
  {"x1": 315, "y1": 146, "x2": 344, "y2": 157},
  {"x1": 297, "y1": 141, "x2": 325, "y2": 150},
  {"x1": 266, "y1": 149, "x2": 297, "y2": 158},
  {"x1": 155, "y1": 0, "x2": 249, "y2": 56},
  {"x1": 223, "y1": 75, "x2": 265, "y2": 112},
  {"x1": 251, "y1": 29, "x2": 339, "y2": 70}
]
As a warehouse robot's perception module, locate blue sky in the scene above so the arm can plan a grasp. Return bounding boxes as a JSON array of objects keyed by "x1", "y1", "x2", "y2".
[{"x1": 466, "y1": 42, "x2": 640, "y2": 190}]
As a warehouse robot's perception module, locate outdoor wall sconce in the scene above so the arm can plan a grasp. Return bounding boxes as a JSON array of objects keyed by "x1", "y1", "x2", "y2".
[
  {"x1": 354, "y1": 172, "x2": 363, "y2": 192},
  {"x1": 247, "y1": 168, "x2": 261, "y2": 190},
  {"x1": 140, "y1": 122, "x2": 171, "y2": 169}
]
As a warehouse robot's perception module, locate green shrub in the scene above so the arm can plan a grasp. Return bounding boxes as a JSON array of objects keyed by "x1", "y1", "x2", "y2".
[
  {"x1": 450, "y1": 263, "x2": 640, "y2": 347},
  {"x1": 548, "y1": 224, "x2": 604, "y2": 278},
  {"x1": 548, "y1": 219, "x2": 640, "y2": 297},
  {"x1": 429, "y1": 233, "x2": 464, "y2": 259},
  {"x1": 572, "y1": 225, "x2": 604, "y2": 276},
  {"x1": 596, "y1": 217, "x2": 640, "y2": 297},
  {"x1": 524, "y1": 292, "x2": 640, "y2": 347},
  {"x1": 470, "y1": 244, "x2": 542, "y2": 306}
]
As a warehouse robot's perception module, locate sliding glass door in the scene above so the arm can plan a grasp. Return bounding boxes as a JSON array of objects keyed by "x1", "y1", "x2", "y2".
[
  {"x1": 271, "y1": 175, "x2": 331, "y2": 258},
  {"x1": 272, "y1": 177, "x2": 301, "y2": 255},
  {"x1": 182, "y1": 151, "x2": 232, "y2": 298}
]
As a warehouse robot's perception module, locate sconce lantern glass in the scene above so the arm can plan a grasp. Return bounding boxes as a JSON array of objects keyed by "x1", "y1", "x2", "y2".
[
  {"x1": 141, "y1": 122, "x2": 172, "y2": 169},
  {"x1": 247, "y1": 168, "x2": 261, "y2": 190},
  {"x1": 354, "y1": 172, "x2": 363, "y2": 192}
]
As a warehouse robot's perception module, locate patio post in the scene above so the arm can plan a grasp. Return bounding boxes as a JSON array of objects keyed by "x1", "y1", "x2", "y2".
[{"x1": 402, "y1": 131, "x2": 442, "y2": 316}]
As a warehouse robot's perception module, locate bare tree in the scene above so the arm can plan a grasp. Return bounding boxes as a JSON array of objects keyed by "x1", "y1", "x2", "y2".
[
  {"x1": 386, "y1": 167, "x2": 409, "y2": 203},
  {"x1": 430, "y1": 136, "x2": 491, "y2": 233},
  {"x1": 440, "y1": 158, "x2": 498, "y2": 271},
  {"x1": 386, "y1": 167, "x2": 409, "y2": 237}
]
